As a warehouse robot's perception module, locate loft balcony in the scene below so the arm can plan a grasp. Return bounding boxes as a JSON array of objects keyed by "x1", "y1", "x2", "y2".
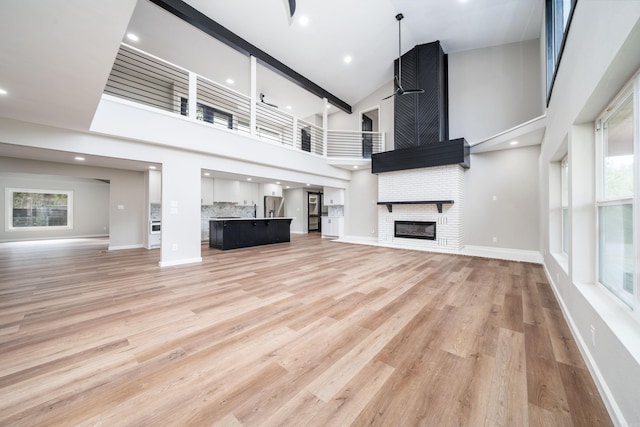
[{"x1": 103, "y1": 44, "x2": 385, "y2": 165}]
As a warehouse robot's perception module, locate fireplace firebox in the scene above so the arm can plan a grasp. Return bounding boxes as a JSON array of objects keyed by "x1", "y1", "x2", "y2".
[{"x1": 394, "y1": 221, "x2": 436, "y2": 240}]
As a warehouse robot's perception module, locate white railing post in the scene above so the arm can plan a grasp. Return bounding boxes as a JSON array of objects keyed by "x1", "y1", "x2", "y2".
[
  {"x1": 250, "y1": 56, "x2": 257, "y2": 137},
  {"x1": 323, "y1": 97, "x2": 328, "y2": 157},
  {"x1": 292, "y1": 117, "x2": 298, "y2": 149},
  {"x1": 188, "y1": 72, "x2": 197, "y2": 119}
]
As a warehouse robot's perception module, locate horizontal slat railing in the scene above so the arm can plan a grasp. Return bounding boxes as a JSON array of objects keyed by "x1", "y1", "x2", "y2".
[
  {"x1": 255, "y1": 102, "x2": 294, "y2": 146},
  {"x1": 327, "y1": 130, "x2": 384, "y2": 159},
  {"x1": 105, "y1": 44, "x2": 188, "y2": 114},
  {"x1": 296, "y1": 120, "x2": 324, "y2": 156},
  {"x1": 196, "y1": 77, "x2": 251, "y2": 134},
  {"x1": 104, "y1": 44, "x2": 379, "y2": 160}
]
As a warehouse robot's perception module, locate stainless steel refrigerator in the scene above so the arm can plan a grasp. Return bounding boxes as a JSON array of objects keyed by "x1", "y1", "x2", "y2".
[{"x1": 264, "y1": 196, "x2": 284, "y2": 218}]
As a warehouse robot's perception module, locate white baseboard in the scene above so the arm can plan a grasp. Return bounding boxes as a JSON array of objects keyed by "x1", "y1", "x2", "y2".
[
  {"x1": 335, "y1": 236, "x2": 543, "y2": 264},
  {"x1": 108, "y1": 244, "x2": 144, "y2": 251},
  {"x1": 159, "y1": 257, "x2": 202, "y2": 267},
  {"x1": 541, "y1": 264, "x2": 626, "y2": 427},
  {"x1": 461, "y1": 245, "x2": 543, "y2": 264}
]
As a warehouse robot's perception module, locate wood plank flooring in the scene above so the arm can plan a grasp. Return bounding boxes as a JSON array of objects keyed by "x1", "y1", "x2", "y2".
[{"x1": 0, "y1": 234, "x2": 612, "y2": 426}]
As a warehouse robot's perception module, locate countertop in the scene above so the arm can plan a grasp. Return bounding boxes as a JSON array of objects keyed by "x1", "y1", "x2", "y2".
[{"x1": 208, "y1": 217, "x2": 294, "y2": 221}]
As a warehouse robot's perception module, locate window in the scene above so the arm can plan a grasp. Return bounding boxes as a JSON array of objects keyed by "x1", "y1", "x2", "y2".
[
  {"x1": 546, "y1": 0, "x2": 577, "y2": 101},
  {"x1": 561, "y1": 155, "x2": 569, "y2": 255},
  {"x1": 596, "y1": 85, "x2": 636, "y2": 309},
  {"x1": 6, "y1": 188, "x2": 73, "y2": 231}
]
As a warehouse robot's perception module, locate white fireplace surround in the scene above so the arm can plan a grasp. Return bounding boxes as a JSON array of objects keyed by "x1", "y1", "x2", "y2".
[{"x1": 378, "y1": 165, "x2": 465, "y2": 251}]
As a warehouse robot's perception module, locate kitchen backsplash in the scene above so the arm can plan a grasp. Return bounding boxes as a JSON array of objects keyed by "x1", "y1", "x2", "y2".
[
  {"x1": 202, "y1": 202, "x2": 256, "y2": 218},
  {"x1": 150, "y1": 203, "x2": 161, "y2": 220},
  {"x1": 328, "y1": 206, "x2": 344, "y2": 217}
]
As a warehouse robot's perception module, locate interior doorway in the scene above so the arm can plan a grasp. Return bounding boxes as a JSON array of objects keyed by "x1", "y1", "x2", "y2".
[
  {"x1": 308, "y1": 192, "x2": 322, "y2": 232},
  {"x1": 361, "y1": 107, "x2": 379, "y2": 158}
]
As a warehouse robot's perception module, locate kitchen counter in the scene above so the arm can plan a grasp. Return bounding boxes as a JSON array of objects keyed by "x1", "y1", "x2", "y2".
[{"x1": 209, "y1": 217, "x2": 293, "y2": 250}]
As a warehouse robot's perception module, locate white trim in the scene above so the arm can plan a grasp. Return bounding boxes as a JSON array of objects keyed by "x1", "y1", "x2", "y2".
[
  {"x1": 335, "y1": 236, "x2": 543, "y2": 264},
  {"x1": 542, "y1": 265, "x2": 628, "y2": 427},
  {"x1": 0, "y1": 234, "x2": 108, "y2": 243},
  {"x1": 158, "y1": 257, "x2": 202, "y2": 267},
  {"x1": 108, "y1": 244, "x2": 144, "y2": 251}
]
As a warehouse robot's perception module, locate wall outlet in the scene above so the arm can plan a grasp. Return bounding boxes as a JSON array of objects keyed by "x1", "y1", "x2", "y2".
[
  {"x1": 590, "y1": 325, "x2": 596, "y2": 347},
  {"x1": 492, "y1": 236, "x2": 497, "y2": 243},
  {"x1": 172, "y1": 243, "x2": 178, "y2": 251},
  {"x1": 371, "y1": 228, "x2": 375, "y2": 234}
]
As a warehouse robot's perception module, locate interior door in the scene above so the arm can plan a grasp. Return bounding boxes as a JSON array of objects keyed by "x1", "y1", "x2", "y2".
[{"x1": 362, "y1": 114, "x2": 373, "y2": 158}]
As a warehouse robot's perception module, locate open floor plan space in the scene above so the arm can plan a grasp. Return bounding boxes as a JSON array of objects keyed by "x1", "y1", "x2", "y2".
[{"x1": 0, "y1": 236, "x2": 611, "y2": 426}]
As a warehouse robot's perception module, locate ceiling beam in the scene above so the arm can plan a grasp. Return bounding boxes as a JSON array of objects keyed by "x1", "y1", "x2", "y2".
[{"x1": 148, "y1": 0, "x2": 353, "y2": 114}]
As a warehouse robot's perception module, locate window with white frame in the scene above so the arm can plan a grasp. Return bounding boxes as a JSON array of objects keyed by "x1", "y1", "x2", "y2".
[
  {"x1": 561, "y1": 155, "x2": 569, "y2": 255},
  {"x1": 596, "y1": 79, "x2": 636, "y2": 309},
  {"x1": 6, "y1": 188, "x2": 73, "y2": 231}
]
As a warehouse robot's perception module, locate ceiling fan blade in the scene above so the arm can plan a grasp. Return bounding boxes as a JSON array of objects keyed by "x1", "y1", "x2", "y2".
[
  {"x1": 382, "y1": 92, "x2": 396, "y2": 100},
  {"x1": 401, "y1": 89, "x2": 425, "y2": 95},
  {"x1": 288, "y1": 0, "x2": 296, "y2": 17}
]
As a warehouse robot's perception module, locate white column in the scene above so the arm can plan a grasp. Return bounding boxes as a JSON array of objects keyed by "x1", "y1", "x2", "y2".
[
  {"x1": 323, "y1": 97, "x2": 329, "y2": 157},
  {"x1": 188, "y1": 72, "x2": 197, "y2": 119},
  {"x1": 250, "y1": 56, "x2": 257, "y2": 137}
]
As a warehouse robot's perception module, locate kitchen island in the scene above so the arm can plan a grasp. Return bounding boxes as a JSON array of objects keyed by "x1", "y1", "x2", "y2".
[{"x1": 209, "y1": 217, "x2": 293, "y2": 250}]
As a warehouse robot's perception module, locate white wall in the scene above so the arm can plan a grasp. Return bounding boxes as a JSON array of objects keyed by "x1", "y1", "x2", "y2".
[
  {"x1": 284, "y1": 187, "x2": 304, "y2": 233},
  {"x1": 448, "y1": 39, "x2": 543, "y2": 142},
  {"x1": 465, "y1": 145, "x2": 540, "y2": 250},
  {"x1": 0, "y1": 157, "x2": 143, "y2": 247},
  {"x1": 539, "y1": 3, "x2": 640, "y2": 426},
  {"x1": 0, "y1": 171, "x2": 109, "y2": 241},
  {"x1": 345, "y1": 169, "x2": 378, "y2": 239}
]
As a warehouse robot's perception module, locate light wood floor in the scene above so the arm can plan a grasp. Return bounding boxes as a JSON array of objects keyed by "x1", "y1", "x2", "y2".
[{"x1": 0, "y1": 234, "x2": 612, "y2": 426}]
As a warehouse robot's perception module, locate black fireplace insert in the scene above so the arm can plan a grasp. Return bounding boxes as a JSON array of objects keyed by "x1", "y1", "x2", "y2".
[{"x1": 394, "y1": 221, "x2": 436, "y2": 240}]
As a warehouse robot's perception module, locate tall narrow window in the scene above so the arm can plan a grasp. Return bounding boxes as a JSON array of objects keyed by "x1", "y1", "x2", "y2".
[
  {"x1": 561, "y1": 155, "x2": 569, "y2": 255},
  {"x1": 597, "y1": 92, "x2": 634, "y2": 308},
  {"x1": 546, "y1": 0, "x2": 577, "y2": 101}
]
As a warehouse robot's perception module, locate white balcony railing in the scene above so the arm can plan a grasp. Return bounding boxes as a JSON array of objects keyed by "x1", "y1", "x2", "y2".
[{"x1": 104, "y1": 44, "x2": 384, "y2": 160}]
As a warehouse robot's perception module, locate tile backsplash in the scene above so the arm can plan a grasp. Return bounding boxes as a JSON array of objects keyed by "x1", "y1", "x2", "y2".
[{"x1": 201, "y1": 202, "x2": 256, "y2": 219}]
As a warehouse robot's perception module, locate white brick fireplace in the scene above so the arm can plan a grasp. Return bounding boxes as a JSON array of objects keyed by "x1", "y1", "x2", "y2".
[{"x1": 378, "y1": 164, "x2": 465, "y2": 251}]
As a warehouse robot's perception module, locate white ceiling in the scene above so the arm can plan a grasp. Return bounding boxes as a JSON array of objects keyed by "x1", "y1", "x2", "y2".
[{"x1": 0, "y1": 0, "x2": 543, "y2": 182}]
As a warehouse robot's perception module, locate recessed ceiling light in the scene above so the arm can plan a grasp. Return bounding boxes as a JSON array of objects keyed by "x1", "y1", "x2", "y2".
[
  {"x1": 326, "y1": 105, "x2": 331, "y2": 109},
  {"x1": 344, "y1": 55, "x2": 352, "y2": 64},
  {"x1": 276, "y1": 181, "x2": 281, "y2": 184},
  {"x1": 126, "y1": 33, "x2": 139, "y2": 42},
  {"x1": 74, "y1": 156, "x2": 85, "y2": 161},
  {"x1": 353, "y1": 165, "x2": 359, "y2": 169},
  {"x1": 286, "y1": 105, "x2": 292, "y2": 110},
  {"x1": 247, "y1": 177, "x2": 252, "y2": 181},
  {"x1": 149, "y1": 166, "x2": 156, "y2": 170},
  {"x1": 306, "y1": 184, "x2": 311, "y2": 186},
  {"x1": 286, "y1": 186, "x2": 290, "y2": 189},
  {"x1": 299, "y1": 16, "x2": 309, "y2": 26},
  {"x1": 0, "y1": 88, "x2": 7, "y2": 96},
  {"x1": 510, "y1": 140, "x2": 519, "y2": 145},
  {"x1": 226, "y1": 78, "x2": 234, "y2": 85},
  {"x1": 204, "y1": 172, "x2": 210, "y2": 176}
]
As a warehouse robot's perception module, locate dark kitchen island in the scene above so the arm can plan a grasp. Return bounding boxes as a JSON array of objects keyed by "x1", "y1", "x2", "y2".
[{"x1": 209, "y1": 217, "x2": 294, "y2": 250}]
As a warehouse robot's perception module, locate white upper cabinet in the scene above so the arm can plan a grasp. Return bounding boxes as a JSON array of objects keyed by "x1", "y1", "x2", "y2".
[
  {"x1": 323, "y1": 187, "x2": 345, "y2": 206},
  {"x1": 149, "y1": 170, "x2": 162, "y2": 204},
  {"x1": 214, "y1": 178, "x2": 240, "y2": 203},
  {"x1": 201, "y1": 177, "x2": 214, "y2": 205},
  {"x1": 262, "y1": 183, "x2": 283, "y2": 198},
  {"x1": 238, "y1": 181, "x2": 259, "y2": 205}
]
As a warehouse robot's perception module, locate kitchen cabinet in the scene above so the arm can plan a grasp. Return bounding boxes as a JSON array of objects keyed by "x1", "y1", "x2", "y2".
[
  {"x1": 149, "y1": 170, "x2": 162, "y2": 204},
  {"x1": 262, "y1": 183, "x2": 283, "y2": 198},
  {"x1": 209, "y1": 218, "x2": 292, "y2": 250},
  {"x1": 323, "y1": 187, "x2": 345, "y2": 206},
  {"x1": 214, "y1": 178, "x2": 240, "y2": 203},
  {"x1": 238, "y1": 181, "x2": 259, "y2": 205},
  {"x1": 201, "y1": 218, "x2": 210, "y2": 241},
  {"x1": 321, "y1": 217, "x2": 343, "y2": 238},
  {"x1": 201, "y1": 177, "x2": 214, "y2": 205}
]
